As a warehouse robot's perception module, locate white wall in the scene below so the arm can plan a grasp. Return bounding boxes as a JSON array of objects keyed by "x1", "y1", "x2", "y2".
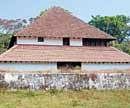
[
  {"x1": 82, "y1": 63, "x2": 130, "y2": 71},
  {"x1": 17, "y1": 37, "x2": 83, "y2": 46},
  {"x1": 0, "y1": 62, "x2": 57, "y2": 72},
  {"x1": 70, "y1": 38, "x2": 82, "y2": 46},
  {"x1": 17, "y1": 37, "x2": 63, "y2": 46},
  {"x1": 0, "y1": 62, "x2": 130, "y2": 72}
]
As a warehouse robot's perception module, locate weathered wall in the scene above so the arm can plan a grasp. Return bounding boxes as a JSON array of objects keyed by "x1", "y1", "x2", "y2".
[
  {"x1": 1, "y1": 62, "x2": 130, "y2": 72},
  {"x1": 0, "y1": 63, "x2": 57, "y2": 71},
  {"x1": 82, "y1": 63, "x2": 130, "y2": 71},
  {"x1": 0, "y1": 72, "x2": 130, "y2": 90},
  {"x1": 17, "y1": 37, "x2": 83, "y2": 46},
  {"x1": 17, "y1": 37, "x2": 63, "y2": 45}
]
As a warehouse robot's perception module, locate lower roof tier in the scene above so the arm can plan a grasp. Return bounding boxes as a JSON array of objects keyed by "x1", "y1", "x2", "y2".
[{"x1": 0, "y1": 45, "x2": 130, "y2": 63}]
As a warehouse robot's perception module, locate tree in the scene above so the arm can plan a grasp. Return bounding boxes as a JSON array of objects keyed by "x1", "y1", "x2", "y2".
[
  {"x1": 113, "y1": 41, "x2": 130, "y2": 55},
  {"x1": 0, "y1": 33, "x2": 11, "y2": 54},
  {"x1": 0, "y1": 18, "x2": 28, "y2": 34},
  {"x1": 89, "y1": 15, "x2": 130, "y2": 43}
]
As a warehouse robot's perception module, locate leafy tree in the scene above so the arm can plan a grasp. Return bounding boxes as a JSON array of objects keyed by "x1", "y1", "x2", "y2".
[
  {"x1": 113, "y1": 41, "x2": 130, "y2": 55},
  {"x1": 0, "y1": 18, "x2": 28, "y2": 34},
  {"x1": 0, "y1": 33, "x2": 11, "y2": 54},
  {"x1": 89, "y1": 15, "x2": 130, "y2": 43}
]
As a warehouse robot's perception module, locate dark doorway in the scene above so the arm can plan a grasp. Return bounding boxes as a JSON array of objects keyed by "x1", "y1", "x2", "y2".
[
  {"x1": 63, "y1": 38, "x2": 70, "y2": 46},
  {"x1": 57, "y1": 62, "x2": 81, "y2": 70}
]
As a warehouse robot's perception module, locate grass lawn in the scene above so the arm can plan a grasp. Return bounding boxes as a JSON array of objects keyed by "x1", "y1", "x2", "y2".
[{"x1": 0, "y1": 89, "x2": 130, "y2": 108}]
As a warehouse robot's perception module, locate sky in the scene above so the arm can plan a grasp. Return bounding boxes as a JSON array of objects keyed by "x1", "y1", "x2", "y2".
[{"x1": 0, "y1": 0, "x2": 130, "y2": 22}]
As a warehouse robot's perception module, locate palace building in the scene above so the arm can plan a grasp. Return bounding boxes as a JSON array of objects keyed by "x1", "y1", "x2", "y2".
[{"x1": 0, "y1": 7, "x2": 130, "y2": 72}]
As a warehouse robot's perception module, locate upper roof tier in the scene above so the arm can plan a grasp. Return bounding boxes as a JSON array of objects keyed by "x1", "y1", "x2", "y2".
[{"x1": 14, "y1": 7, "x2": 115, "y2": 39}]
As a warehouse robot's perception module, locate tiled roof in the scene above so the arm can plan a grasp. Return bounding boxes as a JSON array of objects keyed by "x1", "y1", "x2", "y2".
[
  {"x1": 14, "y1": 7, "x2": 115, "y2": 39},
  {"x1": 0, "y1": 45, "x2": 130, "y2": 63}
]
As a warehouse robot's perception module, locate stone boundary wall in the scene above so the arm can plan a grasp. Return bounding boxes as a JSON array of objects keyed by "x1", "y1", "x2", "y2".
[{"x1": 0, "y1": 72, "x2": 130, "y2": 90}]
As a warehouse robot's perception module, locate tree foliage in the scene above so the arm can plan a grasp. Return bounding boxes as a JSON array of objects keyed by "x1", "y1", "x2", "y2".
[
  {"x1": 113, "y1": 41, "x2": 130, "y2": 55},
  {"x1": 89, "y1": 15, "x2": 130, "y2": 43},
  {"x1": 89, "y1": 15, "x2": 130, "y2": 55},
  {"x1": 0, "y1": 17, "x2": 36, "y2": 54},
  {"x1": 0, "y1": 33, "x2": 11, "y2": 54}
]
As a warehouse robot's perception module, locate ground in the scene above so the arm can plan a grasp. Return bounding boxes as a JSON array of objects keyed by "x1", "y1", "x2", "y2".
[{"x1": 0, "y1": 90, "x2": 130, "y2": 108}]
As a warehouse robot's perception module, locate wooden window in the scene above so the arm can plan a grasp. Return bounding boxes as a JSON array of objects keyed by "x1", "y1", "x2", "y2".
[
  {"x1": 83, "y1": 38, "x2": 109, "y2": 47},
  {"x1": 63, "y1": 38, "x2": 70, "y2": 46},
  {"x1": 96, "y1": 40, "x2": 101, "y2": 46},
  {"x1": 91, "y1": 40, "x2": 96, "y2": 46},
  {"x1": 83, "y1": 38, "x2": 89, "y2": 46},
  {"x1": 38, "y1": 37, "x2": 44, "y2": 42}
]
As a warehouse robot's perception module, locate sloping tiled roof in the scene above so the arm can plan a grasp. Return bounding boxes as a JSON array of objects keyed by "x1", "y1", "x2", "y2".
[
  {"x1": 14, "y1": 7, "x2": 115, "y2": 39},
  {"x1": 0, "y1": 45, "x2": 130, "y2": 63}
]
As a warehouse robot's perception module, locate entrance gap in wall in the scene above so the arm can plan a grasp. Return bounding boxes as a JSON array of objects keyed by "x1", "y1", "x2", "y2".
[{"x1": 57, "y1": 62, "x2": 81, "y2": 71}]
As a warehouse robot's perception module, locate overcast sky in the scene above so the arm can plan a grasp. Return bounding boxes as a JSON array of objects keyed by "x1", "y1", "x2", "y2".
[{"x1": 0, "y1": 0, "x2": 130, "y2": 22}]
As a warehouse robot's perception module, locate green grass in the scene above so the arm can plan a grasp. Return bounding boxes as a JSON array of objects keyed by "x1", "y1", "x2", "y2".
[{"x1": 0, "y1": 89, "x2": 130, "y2": 108}]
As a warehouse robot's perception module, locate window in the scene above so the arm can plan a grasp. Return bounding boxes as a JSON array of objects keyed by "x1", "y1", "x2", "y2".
[
  {"x1": 38, "y1": 37, "x2": 44, "y2": 42},
  {"x1": 83, "y1": 38, "x2": 108, "y2": 46},
  {"x1": 83, "y1": 38, "x2": 89, "y2": 46},
  {"x1": 63, "y1": 38, "x2": 70, "y2": 46}
]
